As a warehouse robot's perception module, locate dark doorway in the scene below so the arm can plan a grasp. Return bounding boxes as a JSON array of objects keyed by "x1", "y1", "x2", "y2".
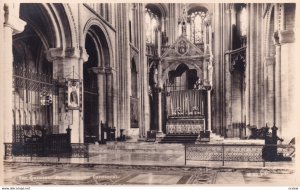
[{"x1": 84, "y1": 34, "x2": 99, "y2": 143}]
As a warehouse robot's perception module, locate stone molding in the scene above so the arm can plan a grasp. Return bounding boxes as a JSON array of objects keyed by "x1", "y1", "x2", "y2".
[
  {"x1": 3, "y1": 4, "x2": 26, "y2": 34},
  {"x1": 273, "y1": 30, "x2": 295, "y2": 45},
  {"x1": 46, "y1": 47, "x2": 89, "y2": 62},
  {"x1": 279, "y1": 30, "x2": 295, "y2": 44},
  {"x1": 91, "y1": 66, "x2": 113, "y2": 75}
]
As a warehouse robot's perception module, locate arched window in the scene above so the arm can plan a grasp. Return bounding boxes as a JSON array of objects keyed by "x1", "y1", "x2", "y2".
[
  {"x1": 235, "y1": 4, "x2": 247, "y2": 47},
  {"x1": 189, "y1": 11, "x2": 207, "y2": 44},
  {"x1": 18, "y1": 110, "x2": 21, "y2": 125},
  {"x1": 129, "y1": 4, "x2": 134, "y2": 43},
  {"x1": 33, "y1": 111, "x2": 36, "y2": 125},
  {"x1": 24, "y1": 111, "x2": 27, "y2": 125},
  {"x1": 13, "y1": 110, "x2": 16, "y2": 126},
  {"x1": 145, "y1": 8, "x2": 159, "y2": 44},
  {"x1": 238, "y1": 5, "x2": 247, "y2": 36},
  {"x1": 131, "y1": 59, "x2": 138, "y2": 98},
  {"x1": 29, "y1": 111, "x2": 32, "y2": 125},
  {"x1": 179, "y1": 6, "x2": 208, "y2": 44}
]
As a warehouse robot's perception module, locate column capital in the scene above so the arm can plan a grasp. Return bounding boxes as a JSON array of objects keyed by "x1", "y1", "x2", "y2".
[
  {"x1": 104, "y1": 67, "x2": 113, "y2": 74},
  {"x1": 279, "y1": 30, "x2": 295, "y2": 44},
  {"x1": 91, "y1": 67, "x2": 106, "y2": 74},
  {"x1": 4, "y1": 3, "x2": 26, "y2": 34},
  {"x1": 79, "y1": 47, "x2": 89, "y2": 62},
  {"x1": 46, "y1": 48, "x2": 64, "y2": 62},
  {"x1": 265, "y1": 57, "x2": 275, "y2": 66},
  {"x1": 45, "y1": 47, "x2": 89, "y2": 62},
  {"x1": 90, "y1": 67, "x2": 113, "y2": 75}
]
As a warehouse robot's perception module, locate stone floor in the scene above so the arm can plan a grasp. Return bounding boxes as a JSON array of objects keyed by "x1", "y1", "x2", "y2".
[
  {"x1": 3, "y1": 162, "x2": 297, "y2": 185},
  {"x1": 3, "y1": 142, "x2": 297, "y2": 185},
  {"x1": 7, "y1": 150, "x2": 295, "y2": 170}
]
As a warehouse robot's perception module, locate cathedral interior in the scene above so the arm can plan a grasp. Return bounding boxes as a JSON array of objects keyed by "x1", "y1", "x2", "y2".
[{"x1": 0, "y1": 3, "x2": 298, "y2": 158}]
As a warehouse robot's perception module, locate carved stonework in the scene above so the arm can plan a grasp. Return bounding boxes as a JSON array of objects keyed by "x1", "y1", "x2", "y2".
[
  {"x1": 91, "y1": 67, "x2": 106, "y2": 74},
  {"x1": 279, "y1": 30, "x2": 295, "y2": 44},
  {"x1": 177, "y1": 40, "x2": 189, "y2": 55},
  {"x1": 161, "y1": 35, "x2": 204, "y2": 59},
  {"x1": 46, "y1": 47, "x2": 89, "y2": 62},
  {"x1": 3, "y1": 3, "x2": 26, "y2": 34}
]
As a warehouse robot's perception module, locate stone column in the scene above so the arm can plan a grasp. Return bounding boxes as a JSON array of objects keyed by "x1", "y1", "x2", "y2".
[
  {"x1": 156, "y1": 25, "x2": 164, "y2": 139},
  {"x1": 207, "y1": 58, "x2": 213, "y2": 132},
  {"x1": 116, "y1": 4, "x2": 130, "y2": 136},
  {"x1": 139, "y1": 4, "x2": 150, "y2": 138},
  {"x1": 98, "y1": 68, "x2": 106, "y2": 124},
  {"x1": 255, "y1": 4, "x2": 263, "y2": 128},
  {"x1": 265, "y1": 57, "x2": 275, "y2": 125},
  {"x1": 91, "y1": 67, "x2": 106, "y2": 141},
  {"x1": 207, "y1": 90, "x2": 212, "y2": 132},
  {"x1": 248, "y1": 4, "x2": 257, "y2": 127},
  {"x1": 224, "y1": 53, "x2": 232, "y2": 136},
  {"x1": 0, "y1": 4, "x2": 3, "y2": 152},
  {"x1": 156, "y1": 60, "x2": 164, "y2": 138},
  {"x1": 279, "y1": 30, "x2": 295, "y2": 140},
  {"x1": 244, "y1": 3, "x2": 250, "y2": 134},
  {"x1": 47, "y1": 48, "x2": 88, "y2": 144},
  {"x1": 212, "y1": 4, "x2": 222, "y2": 135},
  {"x1": 47, "y1": 49, "x2": 65, "y2": 134},
  {"x1": 105, "y1": 67, "x2": 114, "y2": 128},
  {"x1": 274, "y1": 39, "x2": 281, "y2": 133},
  {"x1": 2, "y1": 3, "x2": 26, "y2": 150},
  {"x1": 112, "y1": 68, "x2": 118, "y2": 137}
]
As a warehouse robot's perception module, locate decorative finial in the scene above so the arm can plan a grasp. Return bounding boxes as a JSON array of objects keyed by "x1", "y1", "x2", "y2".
[{"x1": 178, "y1": 4, "x2": 188, "y2": 37}]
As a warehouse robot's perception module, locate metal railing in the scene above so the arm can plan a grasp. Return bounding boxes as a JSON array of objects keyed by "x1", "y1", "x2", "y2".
[
  {"x1": 13, "y1": 125, "x2": 59, "y2": 144},
  {"x1": 13, "y1": 65, "x2": 58, "y2": 93},
  {"x1": 4, "y1": 143, "x2": 89, "y2": 161},
  {"x1": 184, "y1": 143, "x2": 295, "y2": 167},
  {"x1": 7, "y1": 124, "x2": 90, "y2": 160}
]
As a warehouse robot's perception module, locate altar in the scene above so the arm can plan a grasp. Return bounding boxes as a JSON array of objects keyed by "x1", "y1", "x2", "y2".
[
  {"x1": 149, "y1": 15, "x2": 213, "y2": 138},
  {"x1": 166, "y1": 117, "x2": 205, "y2": 134},
  {"x1": 165, "y1": 90, "x2": 207, "y2": 134}
]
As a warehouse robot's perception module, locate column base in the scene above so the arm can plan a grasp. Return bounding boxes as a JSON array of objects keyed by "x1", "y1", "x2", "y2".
[
  {"x1": 138, "y1": 136, "x2": 147, "y2": 142},
  {"x1": 4, "y1": 156, "x2": 13, "y2": 161},
  {"x1": 155, "y1": 131, "x2": 165, "y2": 142}
]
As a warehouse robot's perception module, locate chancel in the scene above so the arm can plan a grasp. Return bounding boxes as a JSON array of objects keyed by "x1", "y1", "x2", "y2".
[{"x1": 0, "y1": 3, "x2": 298, "y2": 173}]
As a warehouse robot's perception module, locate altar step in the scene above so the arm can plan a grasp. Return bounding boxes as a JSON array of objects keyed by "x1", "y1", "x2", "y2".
[
  {"x1": 160, "y1": 134, "x2": 199, "y2": 144},
  {"x1": 209, "y1": 133, "x2": 225, "y2": 141}
]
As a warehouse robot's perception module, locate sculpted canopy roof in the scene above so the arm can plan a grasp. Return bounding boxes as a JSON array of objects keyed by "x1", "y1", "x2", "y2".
[{"x1": 161, "y1": 35, "x2": 206, "y2": 60}]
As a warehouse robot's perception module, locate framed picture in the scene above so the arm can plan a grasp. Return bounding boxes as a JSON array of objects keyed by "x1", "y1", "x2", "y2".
[{"x1": 65, "y1": 79, "x2": 82, "y2": 111}]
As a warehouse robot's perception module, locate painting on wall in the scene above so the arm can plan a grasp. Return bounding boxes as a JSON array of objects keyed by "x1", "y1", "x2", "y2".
[{"x1": 65, "y1": 79, "x2": 82, "y2": 111}]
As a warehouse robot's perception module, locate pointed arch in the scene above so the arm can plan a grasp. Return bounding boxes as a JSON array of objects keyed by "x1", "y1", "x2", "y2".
[
  {"x1": 145, "y1": 3, "x2": 168, "y2": 18},
  {"x1": 162, "y1": 62, "x2": 203, "y2": 83}
]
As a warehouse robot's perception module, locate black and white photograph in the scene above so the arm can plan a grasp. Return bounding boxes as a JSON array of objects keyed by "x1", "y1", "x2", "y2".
[
  {"x1": 0, "y1": 1, "x2": 299, "y2": 188},
  {"x1": 67, "y1": 79, "x2": 81, "y2": 110}
]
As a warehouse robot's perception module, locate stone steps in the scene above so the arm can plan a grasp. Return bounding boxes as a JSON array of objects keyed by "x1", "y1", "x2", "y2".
[{"x1": 160, "y1": 134, "x2": 198, "y2": 144}]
